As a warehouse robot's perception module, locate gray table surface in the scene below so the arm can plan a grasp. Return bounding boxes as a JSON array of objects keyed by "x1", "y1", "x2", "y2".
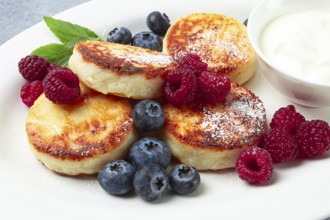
[{"x1": 0, "y1": 0, "x2": 89, "y2": 45}]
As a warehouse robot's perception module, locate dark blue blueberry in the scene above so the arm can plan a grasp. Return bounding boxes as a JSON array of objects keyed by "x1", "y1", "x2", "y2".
[
  {"x1": 169, "y1": 164, "x2": 200, "y2": 195},
  {"x1": 146, "y1": 11, "x2": 171, "y2": 36},
  {"x1": 133, "y1": 164, "x2": 169, "y2": 201},
  {"x1": 131, "y1": 31, "x2": 162, "y2": 52},
  {"x1": 106, "y1": 27, "x2": 132, "y2": 44},
  {"x1": 128, "y1": 137, "x2": 171, "y2": 169},
  {"x1": 98, "y1": 160, "x2": 136, "y2": 195},
  {"x1": 132, "y1": 100, "x2": 164, "y2": 132}
]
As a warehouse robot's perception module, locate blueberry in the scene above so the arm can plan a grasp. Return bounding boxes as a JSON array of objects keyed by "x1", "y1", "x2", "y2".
[
  {"x1": 128, "y1": 137, "x2": 171, "y2": 169},
  {"x1": 146, "y1": 11, "x2": 171, "y2": 36},
  {"x1": 169, "y1": 164, "x2": 201, "y2": 195},
  {"x1": 132, "y1": 100, "x2": 164, "y2": 132},
  {"x1": 133, "y1": 164, "x2": 169, "y2": 201},
  {"x1": 106, "y1": 27, "x2": 132, "y2": 44},
  {"x1": 98, "y1": 160, "x2": 136, "y2": 195},
  {"x1": 131, "y1": 31, "x2": 162, "y2": 52}
]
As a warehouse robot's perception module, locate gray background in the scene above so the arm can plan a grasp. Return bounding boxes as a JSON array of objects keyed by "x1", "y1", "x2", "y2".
[{"x1": 0, "y1": 0, "x2": 89, "y2": 45}]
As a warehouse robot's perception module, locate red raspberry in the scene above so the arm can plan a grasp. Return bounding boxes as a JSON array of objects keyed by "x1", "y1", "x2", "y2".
[
  {"x1": 20, "y1": 80, "x2": 43, "y2": 107},
  {"x1": 43, "y1": 67, "x2": 80, "y2": 104},
  {"x1": 48, "y1": 63, "x2": 59, "y2": 71},
  {"x1": 18, "y1": 55, "x2": 50, "y2": 81},
  {"x1": 259, "y1": 128, "x2": 298, "y2": 163},
  {"x1": 296, "y1": 120, "x2": 330, "y2": 158},
  {"x1": 197, "y1": 70, "x2": 231, "y2": 103},
  {"x1": 162, "y1": 68, "x2": 197, "y2": 106},
  {"x1": 270, "y1": 105, "x2": 306, "y2": 134},
  {"x1": 179, "y1": 53, "x2": 208, "y2": 77},
  {"x1": 236, "y1": 147, "x2": 273, "y2": 184}
]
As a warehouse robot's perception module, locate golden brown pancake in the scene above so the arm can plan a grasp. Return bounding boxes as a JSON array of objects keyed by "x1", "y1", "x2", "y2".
[
  {"x1": 161, "y1": 83, "x2": 267, "y2": 170},
  {"x1": 68, "y1": 40, "x2": 178, "y2": 99},
  {"x1": 25, "y1": 85, "x2": 138, "y2": 175},
  {"x1": 163, "y1": 13, "x2": 257, "y2": 84}
]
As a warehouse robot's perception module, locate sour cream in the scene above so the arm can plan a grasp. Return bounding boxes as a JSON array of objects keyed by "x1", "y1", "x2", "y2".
[{"x1": 260, "y1": 10, "x2": 330, "y2": 85}]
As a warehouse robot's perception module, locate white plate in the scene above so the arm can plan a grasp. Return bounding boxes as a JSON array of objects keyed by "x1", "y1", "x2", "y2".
[{"x1": 0, "y1": 0, "x2": 329, "y2": 219}]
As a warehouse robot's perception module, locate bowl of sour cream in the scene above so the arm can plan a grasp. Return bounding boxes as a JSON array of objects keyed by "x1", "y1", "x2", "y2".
[{"x1": 247, "y1": 0, "x2": 330, "y2": 107}]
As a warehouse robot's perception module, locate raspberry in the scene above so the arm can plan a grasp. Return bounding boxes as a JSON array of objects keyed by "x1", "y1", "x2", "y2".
[
  {"x1": 259, "y1": 127, "x2": 298, "y2": 163},
  {"x1": 162, "y1": 68, "x2": 197, "y2": 106},
  {"x1": 236, "y1": 147, "x2": 273, "y2": 184},
  {"x1": 43, "y1": 67, "x2": 80, "y2": 104},
  {"x1": 197, "y1": 70, "x2": 231, "y2": 103},
  {"x1": 270, "y1": 105, "x2": 306, "y2": 134},
  {"x1": 296, "y1": 120, "x2": 330, "y2": 158},
  {"x1": 259, "y1": 128, "x2": 298, "y2": 163},
  {"x1": 20, "y1": 80, "x2": 43, "y2": 107},
  {"x1": 18, "y1": 55, "x2": 50, "y2": 82},
  {"x1": 48, "y1": 63, "x2": 59, "y2": 71},
  {"x1": 179, "y1": 53, "x2": 208, "y2": 77}
]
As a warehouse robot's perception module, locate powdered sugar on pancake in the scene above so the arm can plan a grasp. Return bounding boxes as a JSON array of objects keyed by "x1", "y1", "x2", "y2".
[{"x1": 200, "y1": 88, "x2": 266, "y2": 148}]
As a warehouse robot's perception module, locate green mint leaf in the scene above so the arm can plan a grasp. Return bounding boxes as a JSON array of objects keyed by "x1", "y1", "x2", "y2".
[
  {"x1": 44, "y1": 16, "x2": 99, "y2": 44},
  {"x1": 31, "y1": 37, "x2": 99, "y2": 67},
  {"x1": 31, "y1": 43, "x2": 72, "y2": 67}
]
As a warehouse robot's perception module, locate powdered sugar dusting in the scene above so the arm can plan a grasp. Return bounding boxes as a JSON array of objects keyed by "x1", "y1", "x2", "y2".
[
  {"x1": 184, "y1": 29, "x2": 248, "y2": 64},
  {"x1": 116, "y1": 51, "x2": 174, "y2": 66},
  {"x1": 200, "y1": 94, "x2": 266, "y2": 147},
  {"x1": 93, "y1": 43, "x2": 174, "y2": 66}
]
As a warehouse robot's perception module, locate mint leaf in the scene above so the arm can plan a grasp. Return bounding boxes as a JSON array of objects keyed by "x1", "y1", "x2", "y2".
[
  {"x1": 31, "y1": 37, "x2": 96, "y2": 67},
  {"x1": 44, "y1": 16, "x2": 99, "y2": 44},
  {"x1": 31, "y1": 43, "x2": 72, "y2": 67}
]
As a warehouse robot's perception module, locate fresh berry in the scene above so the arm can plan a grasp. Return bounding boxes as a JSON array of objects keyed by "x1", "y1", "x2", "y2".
[
  {"x1": 132, "y1": 100, "x2": 164, "y2": 132},
  {"x1": 163, "y1": 68, "x2": 197, "y2": 106},
  {"x1": 128, "y1": 137, "x2": 171, "y2": 169},
  {"x1": 106, "y1": 27, "x2": 132, "y2": 44},
  {"x1": 20, "y1": 80, "x2": 43, "y2": 107},
  {"x1": 43, "y1": 67, "x2": 80, "y2": 104},
  {"x1": 259, "y1": 128, "x2": 298, "y2": 163},
  {"x1": 131, "y1": 31, "x2": 162, "y2": 52},
  {"x1": 98, "y1": 160, "x2": 136, "y2": 195},
  {"x1": 296, "y1": 120, "x2": 330, "y2": 158},
  {"x1": 197, "y1": 70, "x2": 231, "y2": 103},
  {"x1": 146, "y1": 11, "x2": 171, "y2": 36},
  {"x1": 169, "y1": 164, "x2": 200, "y2": 195},
  {"x1": 48, "y1": 63, "x2": 59, "y2": 71},
  {"x1": 18, "y1": 55, "x2": 50, "y2": 81},
  {"x1": 133, "y1": 164, "x2": 169, "y2": 201},
  {"x1": 236, "y1": 147, "x2": 273, "y2": 184},
  {"x1": 270, "y1": 105, "x2": 306, "y2": 134},
  {"x1": 179, "y1": 53, "x2": 208, "y2": 77}
]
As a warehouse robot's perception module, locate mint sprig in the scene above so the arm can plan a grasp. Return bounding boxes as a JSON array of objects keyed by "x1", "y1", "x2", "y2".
[{"x1": 31, "y1": 16, "x2": 102, "y2": 67}]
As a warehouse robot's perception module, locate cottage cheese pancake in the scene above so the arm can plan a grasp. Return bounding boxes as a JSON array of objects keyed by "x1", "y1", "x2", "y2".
[
  {"x1": 163, "y1": 13, "x2": 257, "y2": 85},
  {"x1": 69, "y1": 40, "x2": 178, "y2": 99},
  {"x1": 25, "y1": 86, "x2": 137, "y2": 175},
  {"x1": 161, "y1": 83, "x2": 267, "y2": 170}
]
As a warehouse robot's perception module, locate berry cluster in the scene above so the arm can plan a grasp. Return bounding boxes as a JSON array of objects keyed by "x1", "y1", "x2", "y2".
[
  {"x1": 18, "y1": 55, "x2": 80, "y2": 107},
  {"x1": 163, "y1": 53, "x2": 231, "y2": 106},
  {"x1": 236, "y1": 105, "x2": 330, "y2": 184},
  {"x1": 98, "y1": 137, "x2": 201, "y2": 202},
  {"x1": 106, "y1": 11, "x2": 170, "y2": 52},
  {"x1": 98, "y1": 100, "x2": 201, "y2": 202}
]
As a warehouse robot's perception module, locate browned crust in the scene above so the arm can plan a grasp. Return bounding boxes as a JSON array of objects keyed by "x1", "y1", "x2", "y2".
[
  {"x1": 164, "y1": 13, "x2": 251, "y2": 76},
  {"x1": 163, "y1": 83, "x2": 267, "y2": 151},
  {"x1": 26, "y1": 88, "x2": 135, "y2": 161},
  {"x1": 27, "y1": 119, "x2": 134, "y2": 161},
  {"x1": 76, "y1": 41, "x2": 178, "y2": 79}
]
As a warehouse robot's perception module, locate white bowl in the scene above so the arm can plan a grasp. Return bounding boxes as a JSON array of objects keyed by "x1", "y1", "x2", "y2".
[{"x1": 247, "y1": 0, "x2": 330, "y2": 107}]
